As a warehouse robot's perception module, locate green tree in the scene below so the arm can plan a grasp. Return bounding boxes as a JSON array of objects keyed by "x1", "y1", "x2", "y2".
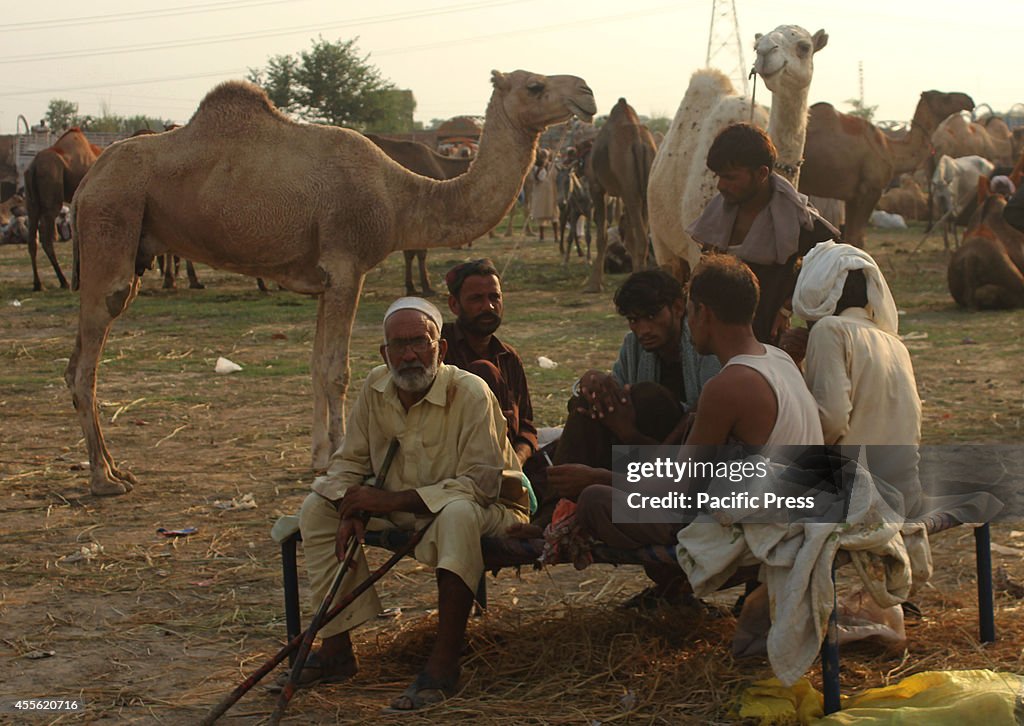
[
  {"x1": 845, "y1": 98, "x2": 878, "y2": 122},
  {"x1": 247, "y1": 54, "x2": 298, "y2": 110},
  {"x1": 248, "y1": 37, "x2": 414, "y2": 131},
  {"x1": 45, "y1": 99, "x2": 79, "y2": 130}
]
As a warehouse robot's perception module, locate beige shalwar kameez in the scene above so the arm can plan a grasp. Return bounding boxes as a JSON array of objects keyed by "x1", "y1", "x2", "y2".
[{"x1": 300, "y1": 363, "x2": 526, "y2": 638}]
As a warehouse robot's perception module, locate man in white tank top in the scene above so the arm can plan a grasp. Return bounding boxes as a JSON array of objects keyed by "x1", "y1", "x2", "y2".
[
  {"x1": 685, "y1": 255, "x2": 823, "y2": 447},
  {"x1": 573, "y1": 256, "x2": 822, "y2": 610}
]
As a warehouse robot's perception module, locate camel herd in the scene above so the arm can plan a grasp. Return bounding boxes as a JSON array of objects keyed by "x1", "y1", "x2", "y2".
[{"x1": 5, "y1": 24, "x2": 1023, "y2": 495}]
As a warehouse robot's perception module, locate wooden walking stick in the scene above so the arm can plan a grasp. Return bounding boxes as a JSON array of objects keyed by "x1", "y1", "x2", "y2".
[
  {"x1": 201, "y1": 514, "x2": 437, "y2": 725},
  {"x1": 268, "y1": 439, "x2": 400, "y2": 723}
]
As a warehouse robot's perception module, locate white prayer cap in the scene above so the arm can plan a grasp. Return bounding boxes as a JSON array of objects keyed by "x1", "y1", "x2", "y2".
[
  {"x1": 991, "y1": 175, "x2": 1016, "y2": 196},
  {"x1": 383, "y1": 297, "x2": 443, "y2": 335}
]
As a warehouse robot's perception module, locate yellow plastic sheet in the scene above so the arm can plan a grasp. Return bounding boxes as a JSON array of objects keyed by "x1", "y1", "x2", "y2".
[{"x1": 738, "y1": 670, "x2": 1024, "y2": 726}]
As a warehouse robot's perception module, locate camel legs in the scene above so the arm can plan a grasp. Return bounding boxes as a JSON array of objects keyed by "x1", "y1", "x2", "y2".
[
  {"x1": 28, "y1": 211, "x2": 69, "y2": 291},
  {"x1": 403, "y1": 249, "x2": 435, "y2": 297},
  {"x1": 66, "y1": 264, "x2": 141, "y2": 495},
  {"x1": 621, "y1": 199, "x2": 650, "y2": 271},
  {"x1": 310, "y1": 265, "x2": 365, "y2": 470},
  {"x1": 842, "y1": 191, "x2": 882, "y2": 248},
  {"x1": 585, "y1": 190, "x2": 609, "y2": 293},
  {"x1": 185, "y1": 260, "x2": 204, "y2": 289}
]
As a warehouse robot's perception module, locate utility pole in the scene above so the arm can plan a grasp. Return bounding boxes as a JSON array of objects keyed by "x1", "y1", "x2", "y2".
[{"x1": 705, "y1": 0, "x2": 748, "y2": 96}]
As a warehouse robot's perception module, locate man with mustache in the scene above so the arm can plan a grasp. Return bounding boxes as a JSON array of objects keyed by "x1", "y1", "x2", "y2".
[
  {"x1": 537, "y1": 269, "x2": 720, "y2": 527},
  {"x1": 687, "y1": 123, "x2": 837, "y2": 344},
  {"x1": 288, "y1": 297, "x2": 529, "y2": 710},
  {"x1": 441, "y1": 259, "x2": 538, "y2": 467}
]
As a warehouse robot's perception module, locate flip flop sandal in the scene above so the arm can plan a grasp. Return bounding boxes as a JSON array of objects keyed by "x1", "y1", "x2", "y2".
[
  {"x1": 383, "y1": 671, "x2": 459, "y2": 712},
  {"x1": 264, "y1": 651, "x2": 357, "y2": 693}
]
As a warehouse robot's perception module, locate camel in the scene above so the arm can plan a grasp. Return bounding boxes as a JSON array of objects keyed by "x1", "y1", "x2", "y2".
[
  {"x1": 878, "y1": 174, "x2": 928, "y2": 221},
  {"x1": 932, "y1": 112, "x2": 1015, "y2": 167},
  {"x1": 67, "y1": 70, "x2": 596, "y2": 495},
  {"x1": 931, "y1": 154, "x2": 996, "y2": 250},
  {"x1": 555, "y1": 163, "x2": 592, "y2": 262},
  {"x1": 948, "y1": 176, "x2": 1024, "y2": 309},
  {"x1": 799, "y1": 90, "x2": 974, "y2": 247},
  {"x1": 584, "y1": 97, "x2": 657, "y2": 292},
  {"x1": 24, "y1": 128, "x2": 101, "y2": 290},
  {"x1": 364, "y1": 133, "x2": 472, "y2": 296},
  {"x1": 648, "y1": 25, "x2": 826, "y2": 283}
]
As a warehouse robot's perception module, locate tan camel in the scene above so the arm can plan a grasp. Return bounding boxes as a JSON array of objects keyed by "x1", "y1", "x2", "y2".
[
  {"x1": 67, "y1": 70, "x2": 595, "y2": 495},
  {"x1": 948, "y1": 176, "x2": 1024, "y2": 309},
  {"x1": 932, "y1": 112, "x2": 1015, "y2": 166},
  {"x1": 878, "y1": 174, "x2": 928, "y2": 221},
  {"x1": 799, "y1": 90, "x2": 974, "y2": 246},
  {"x1": 364, "y1": 133, "x2": 471, "y2": 296},
  {"x1": 24, "y1": 128, "x2": 101, "y2": 290},
  {"x1": 584, "y1": 98, "x2": 657, "y2": 292},
  {"x1": 648, "y1": 25, "x2": 826, "y2": 283}
]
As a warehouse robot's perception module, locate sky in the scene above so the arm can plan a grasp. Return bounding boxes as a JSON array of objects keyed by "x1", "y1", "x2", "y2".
[{"x1": 1, "y1": 0, "x2": 1022, "y2": 134}]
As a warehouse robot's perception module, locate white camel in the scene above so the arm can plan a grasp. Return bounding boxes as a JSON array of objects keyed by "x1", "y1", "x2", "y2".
[{"x1": 648, "y1": 25, "x2": 828, "y2": 280}]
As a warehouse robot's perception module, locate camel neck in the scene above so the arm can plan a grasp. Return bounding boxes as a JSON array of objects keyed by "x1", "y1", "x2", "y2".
[
  {"x1": 395, "y1": 94, "x2": 537, "y2": 253},
  {"x1": 889, "y1": 110, "x2": 935, "y2": 176},
  {"x1": 768, "y1": 84, "x2": 810, "y2": 188}
]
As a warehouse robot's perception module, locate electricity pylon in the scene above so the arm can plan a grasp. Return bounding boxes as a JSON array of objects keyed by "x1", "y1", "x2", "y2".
[{"x1": 705, "y1": 0, "x2": 749, "y2": 96}]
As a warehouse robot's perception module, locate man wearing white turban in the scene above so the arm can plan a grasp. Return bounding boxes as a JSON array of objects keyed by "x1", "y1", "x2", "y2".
[{"x1": 792, "y1": 241, "x2": 922, "y2": 515}]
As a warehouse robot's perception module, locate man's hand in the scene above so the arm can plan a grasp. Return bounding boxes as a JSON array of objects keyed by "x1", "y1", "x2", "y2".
[
  {"x1": 778, "y1": 326, "x2": 809, "y2": 367},
  {"x1": 577, "y1": 369, "x2": 627, "y2": 420},
  {"x1": 600, "y1": 384, "x2": 640, "y2": 442},
  {"x1": 514, "y1": 442, "x2": 533, "y2": 466},
  {"x1": 547, "y1": 463, "x2": 613, "y2": 500},
  {"x1": 770, "y1": 307, "x2": 792, "y2": 342},
  {"x1": 337, "y1": 485, "x2": 398, "y2": 521},
  {"x1": 335, "y1": 517, "x2": 366, "y2": 560}
]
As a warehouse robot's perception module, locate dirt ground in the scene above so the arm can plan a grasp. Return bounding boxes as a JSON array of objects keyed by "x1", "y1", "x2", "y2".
[{"x1": 1, "y1": 227, "x2": 1022, "y2": 725}]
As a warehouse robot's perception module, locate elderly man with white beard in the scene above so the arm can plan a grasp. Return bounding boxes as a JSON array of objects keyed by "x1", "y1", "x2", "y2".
[{"x1": 288, "y1": 297, "x2": 528, "y2": 711}]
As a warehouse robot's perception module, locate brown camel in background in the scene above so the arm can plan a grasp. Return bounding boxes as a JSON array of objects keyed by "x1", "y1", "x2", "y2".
[
  {"x1": 800, "y1": 90, "x2": 973, "y2": 246},
  {"x1": 948, "y1": 176, "x2": 1024, "y2": 310},
  {"x1": 24, "y1": 128, "x2": 101, "y2": 290},
  {"x1": 932, "y1": 112, "x2": 1016, "y2": 167},
  {"x1": 68, "y1": 70, "x2": 596, "y2": 495},
  {"x1": 585, "y1": 98, "x2": 656, "y2": 292},
  {"x1": 365, "y1": 133, "x2": 471, "y2": 296}
]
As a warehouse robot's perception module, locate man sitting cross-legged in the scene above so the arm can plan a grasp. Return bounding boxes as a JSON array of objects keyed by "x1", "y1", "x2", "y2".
[
  {"x1": 571, "y1": 255, "x2": 824, "y2": 608},
  {"x1": 541, "y1": 269, "x2": 720, "y2": 525},
  {"x1": 288, "y1": 297, "x2": 528, "y2": 711}
]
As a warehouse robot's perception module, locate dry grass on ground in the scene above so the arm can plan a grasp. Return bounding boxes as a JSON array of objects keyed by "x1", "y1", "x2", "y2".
[{"x1": 0, "y1": 225, "x2": 1022, "y2": 724}]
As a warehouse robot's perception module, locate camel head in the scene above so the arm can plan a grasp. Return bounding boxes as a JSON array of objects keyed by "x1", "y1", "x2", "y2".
[
  {"x1": 753, "y1": 25, "x2": 828, "y2": 94},
  {"x1": 916, "y1": 91, "x2": 974, "y2": 128},
  {"x1": 489, "y1": 70, "x2": 596, "y2": 134}
]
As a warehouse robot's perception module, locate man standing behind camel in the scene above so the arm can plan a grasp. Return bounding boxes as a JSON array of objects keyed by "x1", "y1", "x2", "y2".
[
  {"x1": 289, "y1": 297, "x2": 527, "y2": 710},
  {"x1": 687, "y1": 123, "x2": 837, "y2": 344},
  {"x1": 441, "y1": 259, "x2": 537, "y2": 467}
]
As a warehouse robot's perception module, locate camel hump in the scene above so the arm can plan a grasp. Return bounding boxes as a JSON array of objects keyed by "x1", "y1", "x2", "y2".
[
  {"x1": 688, "y1": 68, "x2": 735, "y2": 99},
  {"x1": 190, "y1": 80, "x2": 286, "y2": 127}
]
